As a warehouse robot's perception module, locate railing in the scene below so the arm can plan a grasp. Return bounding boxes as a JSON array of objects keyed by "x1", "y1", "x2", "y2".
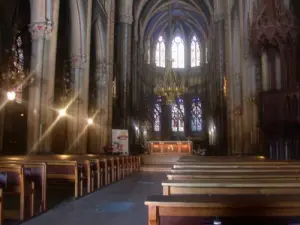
[{"x1": 260, "y1": 90, "x2": 300, "y2": 129}]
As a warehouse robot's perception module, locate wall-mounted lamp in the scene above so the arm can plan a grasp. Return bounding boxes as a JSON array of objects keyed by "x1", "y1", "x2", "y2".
[{"x1": 7, "y1": 91, "x2": 16, "y2": 101}]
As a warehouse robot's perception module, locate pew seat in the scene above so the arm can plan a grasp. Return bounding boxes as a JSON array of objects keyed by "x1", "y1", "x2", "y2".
[
  {"x1": 162, "y1": 179, "x2": 300, "y2": 195},
  {"x1": 173, "y1": 164, "x2": 300, "y2": 169},
  {"x1": 0, "y1": 156, "x2": 88, "y2": 198},
  {"x1": 178, "y1": 156, "x2": 266, "y2": 162},
  {"x1": 170, "y1": 168, "x2": 300, "y2": 173},
  {"x1": 167, "y1": 172, "x2": 300, "y2": 180},
  {"x1": 0, "y1": 164, "x2": 35, "y2": 221},
  {"x1": 145, "y1": 194, "x2": 300, "y2": 225},
  {"x1": 175, "y1": 160, "x2": 298, "y2": 165}
]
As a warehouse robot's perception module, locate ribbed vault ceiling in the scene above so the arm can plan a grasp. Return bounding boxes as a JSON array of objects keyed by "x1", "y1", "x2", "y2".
[{"x1": 134, "y1": 0, "x2": 213, "y2": 43}]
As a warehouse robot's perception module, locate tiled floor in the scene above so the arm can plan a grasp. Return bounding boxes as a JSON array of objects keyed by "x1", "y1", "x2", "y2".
[{"x1": 21, "y1": 172, "x2": 166, "y2": 225}]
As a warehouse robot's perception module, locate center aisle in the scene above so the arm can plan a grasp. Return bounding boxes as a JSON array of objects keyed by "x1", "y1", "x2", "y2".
[{"x1": 22, "y1": 173, "x2": 165, "y2": 225}]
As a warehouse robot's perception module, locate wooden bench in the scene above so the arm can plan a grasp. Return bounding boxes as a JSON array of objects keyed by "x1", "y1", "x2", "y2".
[
  {"x1": 0, "y1": 189, "x2": 2, "y2": 225},
  {"x1": 174, "y1": 161, "x2": 300, "y2": 167},
  {"x1": 178, "y1": 156, "x2": 266, "y2": 162},
  {"x1": 0, "y1": 156, "x2": 87, "y2": 198},
  {"x1": 170, "y1": 167, "x2": 300, "y2": 173},
  {"x1": 145, "y1": 195, "x2": 300, "y2": 225},
  {"x1": 167, "y1": 171, "x2": 300, "y2": 180},
  {"x1": 162, "y1": 179, "x2": 300, "y2": 196},
  {"x1": 2, "y1": 161, "x2": 47, "y2": 212},
  {"x1": 173, "y1": 164, "x2": 300, "y2": 170},
  {"x1": 0, "y1": 164, "x2": 35, "y2": 221}
]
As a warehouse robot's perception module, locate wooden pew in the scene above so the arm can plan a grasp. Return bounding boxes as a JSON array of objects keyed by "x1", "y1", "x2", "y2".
[
  {"x1": 173, "y1": 164, "x2": 300, "y2": 170},
  {"x1": 0, "y1": 161, "x2": 47, "y2": 213},
  {"x1": 170, "y1": 167, "x2": 300, "y2": 173},
  {"x1": 162, "y1": 179, "x2": 300, "y2": 196},
  {"x1": 174, "y1": 161, "x2": 300, "y2": 166},
  {"x1": 0, "y1": 164, "x2": 34, "y2": 221},
  {"x1": 178, "y1": 156, "x2": 266, "y2": 162},
  {"x1": 167, "y1": 171, "x2": 300, "y2": 180},
  {"x1": 145, "y1": 195, "x2": 300, "y2": 225},
  {"x1": 0, "y1": 156, "x2": 87, "y2": 198},
  {"x1": 0, "y1": 189, "x2": 2, "y2": 225}
]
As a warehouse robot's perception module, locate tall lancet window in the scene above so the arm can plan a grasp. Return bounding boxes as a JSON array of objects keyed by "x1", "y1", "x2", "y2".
[
  {"x1": 171, "y1": 98, "x2": 185, "y2": 132},
  {"x1": 155, "y1": 36, "x2": 165, "y2": 67},
  {"x1": 172, "y1": 36, "x2": 185, "y2": 68},
  {"x1": 191, "y1": 98, "x2": 203, "y2": 132},
  {"x1": 10, "y1": 32, "x2": 24, "y2": 104},
  {"x1": 191, "y1": 36, "x2": 201, "y2": 67},
  {"x1": 153, "y1": 98, "x2": 162, "y2": 132},
  {"x1": 147, "y1": 40, "x2": 151, "y2": 64}
]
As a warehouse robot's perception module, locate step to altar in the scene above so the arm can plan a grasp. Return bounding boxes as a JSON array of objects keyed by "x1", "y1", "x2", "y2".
[
  {"x1": 140, "y1": 153, "x2": 191, "y2": 172},
  {"x1": 140, "y1": 164, "x2": 172, "y2": 172}
]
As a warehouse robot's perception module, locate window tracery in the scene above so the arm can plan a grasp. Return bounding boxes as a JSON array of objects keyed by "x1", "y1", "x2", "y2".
[
  {"x1": 153, "y1": 98, "x2": 162, "y2": 132},
  {"x1": 10, "y1": 32, "x2": 24, "y2": 104},
  {"x1": 172, "y1": 36, "x2": 185, "y2": 68},
  {"x1": 155, "y1": 36, "x2": 165, "y2": 67},
  {"x1": 147, "y1": 40, "x2": 151, "y2": 64},
  {"x1": 171, "y1": 98, "x2": 185, "y2": 132},
  {"x1": 191, "y1": 36, "x2": 201, "y2": 67},
  {"x1": 191, "y1": 98, "x2": 203, "y2": 132}
]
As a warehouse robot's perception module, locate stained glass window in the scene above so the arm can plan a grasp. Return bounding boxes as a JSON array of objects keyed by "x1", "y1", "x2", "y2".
[
  {"x1": 205, "y1": 46, "x2": 208, "y2": 64},
  {"x1": 155, "y1": 36, "x2": 165, "y2": 67},
  {"x1": 171, "y1": 98, "x2": 185, "y2": 132},
  {"x1": 172, "y1": 36, "x2": 185, "y2": 68},
  {"x1": 10, "y1": 33, "x2": 24, "y2": 104},
  {"x1": 191, "y1": 98, "x2": 203, "y2": 132},
  {"x1": 154, "y1": 99, "x2": 162, "y2": 132},
  {"x1": 191, "y1": 36, "x2": 200, "y2": 67}
]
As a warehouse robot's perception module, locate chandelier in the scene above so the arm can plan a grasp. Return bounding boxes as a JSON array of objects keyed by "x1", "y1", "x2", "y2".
[
  {"x1": 154, "y1": 59, "x2": 186, "y2": 104},
  {"x1": 153, "y1": 4, "x2": 186, "y2": 104}
]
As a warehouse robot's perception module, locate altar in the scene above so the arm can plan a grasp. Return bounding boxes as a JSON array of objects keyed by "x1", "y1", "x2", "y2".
[{"x1": 148, "y1": 141, "x2": 192, "y2": 154}]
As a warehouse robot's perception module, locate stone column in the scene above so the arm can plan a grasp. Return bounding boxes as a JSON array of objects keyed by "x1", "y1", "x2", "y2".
[
  {"x1": 275, "y1": 52, "x2": 281, "y2": 90},
  {"x1": 90, "y1": 14, "x2": 108, "y2": 153},
  {"x1": 215, "y1": 16, "x2": 226, "y2": 154},
  {"x1": 67, "y1": 0, "x2": 92, "y2": 154},
  {"x1": 44, "y1": 0, "x2": 60, "y2": 152},
  {"x1": 116, "y1": 0, "x2": 133, "y2": 129},
  {"x1": 27, "y1": 0, "x2": 53, "y2": 153},
  {"x1": 104, "y1": 0, "x2": 116, "y2": 148},
  {"x1": 224, "y1": 0, "x2": 233, "y2": 155},
  {"x1": 261, "y1": 50, "x2": 269, "y2": 91}
]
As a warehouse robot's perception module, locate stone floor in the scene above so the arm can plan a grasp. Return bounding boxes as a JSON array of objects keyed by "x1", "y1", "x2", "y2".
[{"x1": 20, "y1": 172, "x2": 165, "y2": 225}]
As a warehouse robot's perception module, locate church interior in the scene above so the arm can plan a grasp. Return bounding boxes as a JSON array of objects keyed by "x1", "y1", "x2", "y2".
[{"x1": 0, "y1": 0, "x2": 300, "y2": 224}]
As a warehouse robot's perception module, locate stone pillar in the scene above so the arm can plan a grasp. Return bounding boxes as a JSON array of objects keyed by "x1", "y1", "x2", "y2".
[
  {"x1": 105, "y1": 0, "x2": 116, "y2": 148},
  {"x1": 132, "y1": 41, "x2": 138, "y2": 108},
  {"x1": 44, "y1": 0, "x2": 60, "y2": 152},
  {"x1": 27, "y1": 0, "x2": 54, "y2": 153},
  {"x1": 215, "y1": 16, "x2": 226, "y2": 154},
  {"x1": 275, "y1": 52, "x2": 281, "y2": 90},
  {"x1": 261, "y1": 50, "x2": 269, "y2": 91},
  {"x1": 67, "y1": 0, "x2": 92, "y2": 154},
  {"x1": 224, "y1": 0, "x2": 233, "y2": 155},
  {"x1": 116, "y1": 0, "x2": 133, "y2": 129}
]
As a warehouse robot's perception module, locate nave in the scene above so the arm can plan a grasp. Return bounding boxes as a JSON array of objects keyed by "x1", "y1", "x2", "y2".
[{"x1": 21, "y1": 172, "x2": 164, "y2": 225}]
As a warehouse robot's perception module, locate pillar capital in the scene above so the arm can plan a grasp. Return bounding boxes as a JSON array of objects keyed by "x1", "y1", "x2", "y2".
[
  {"x1": 118, "y1": 14, "x2": 133, "y2": 24},
  {"x1": 96, "y1": 62, "x2": 108, "y2": 86},
  {"x1": 69, "y1": 54, "x2": 87, "y2": 70},
  {"x1": 29, "y1": 20, "x2": 53, "y2": 40}
]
